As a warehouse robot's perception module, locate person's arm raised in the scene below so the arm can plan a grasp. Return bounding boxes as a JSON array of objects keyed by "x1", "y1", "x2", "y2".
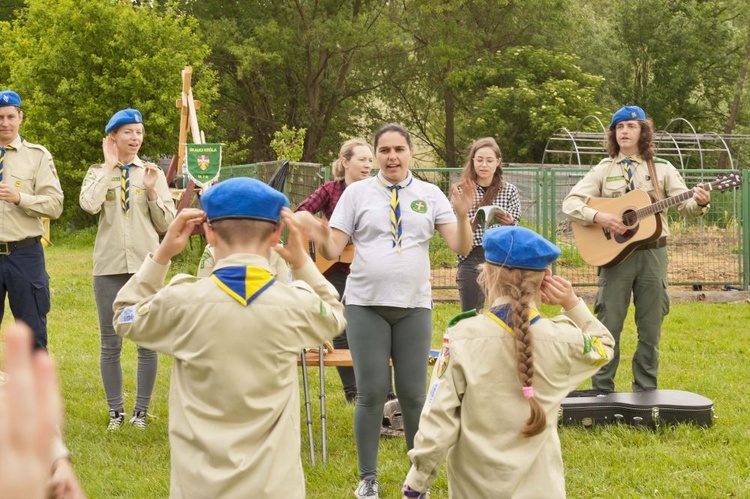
[
  {"x1": 437, "y1": 178, "x2": 474, "y2": 257},
  {"x1": 293, "y1": 210, "x2": 350, "y2": 260}
]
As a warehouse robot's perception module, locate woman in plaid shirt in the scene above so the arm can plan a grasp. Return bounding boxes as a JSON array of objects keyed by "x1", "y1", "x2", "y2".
[
  {"x1": 456, "y1": 137, "x2": 521, "y2": 312},
  {"x1": 295, "y1": 138, "x2": 373, "y2": 403}
]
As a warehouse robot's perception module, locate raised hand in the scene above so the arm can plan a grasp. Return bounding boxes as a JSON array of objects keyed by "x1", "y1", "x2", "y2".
[
  {"x1": 143, "y1": 162, "x2": 160, "y2": 200},
  {"x1": 153, "y1": 208, "x2": 206, "y2": 265},
  {"x1": 275, "y1": 208, "x2": 313, "y2": 269},
  {"x1": 451, "y1": 178, "x2": 475, "y2": 218},
  {"x1": 101, "y1": 136, "x2": 120, "y2": 173},
  {"x1": 540, "y1": 274, "x2": 578, "y2": 310},
  {"x1": 0, "y1": 322, "x2": 62, "y2": 499}
]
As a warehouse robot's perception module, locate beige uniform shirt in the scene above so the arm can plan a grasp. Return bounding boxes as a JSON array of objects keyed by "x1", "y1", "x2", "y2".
[
  {"x1": 0, "y1": 136, "x2": 64, "y2": 241},
  {"x1": 562, "y1": 154, "x2": 707, "y2": 237},
  {"x1": 196, "y1": 244, "x2": 290, "y2": 280},
  {"x1": 113, "y1": 253, "x2": 345, "y2": 499},
  {"x1": 406, "y1": 298, "x2": 614, "y2": 498},
  {"x1": 79, "y1": 156, "x2": 175, "y2": 276}
]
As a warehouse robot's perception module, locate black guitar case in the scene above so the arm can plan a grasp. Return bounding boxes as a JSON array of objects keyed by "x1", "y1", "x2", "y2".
[{"x1": 559, "y1": 390, "x2": 714, "y2": 429}]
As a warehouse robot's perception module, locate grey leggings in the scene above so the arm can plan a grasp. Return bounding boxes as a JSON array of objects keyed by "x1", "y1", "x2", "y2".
[
  {"x1": 345, "y1": 305, "x2": 432, "y2": 479},
  {"x1": 93, "y1": 274, "x2": 158, "y2": 414}
]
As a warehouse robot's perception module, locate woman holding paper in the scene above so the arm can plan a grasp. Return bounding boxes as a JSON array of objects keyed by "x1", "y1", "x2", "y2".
[{"x1": 456, "y1": 137, "x2": 521, "y2": 312}]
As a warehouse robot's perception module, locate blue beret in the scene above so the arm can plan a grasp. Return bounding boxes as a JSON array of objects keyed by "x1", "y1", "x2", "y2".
[
  {"x1": 105, "y1": 109, "x2": 143, "y2": 133},
  {"x1": 201, "y1": 177, "x2": 289, "y2": 223},
  {"x1": 0, "y1": 90, "x2": 21, "y2": 108},
  {"x1": 609, "y1": 105, "x2": 646, "y2": 129},
  {"x1": 483, "y1": 226, "x2": 561, "y2": 270}
]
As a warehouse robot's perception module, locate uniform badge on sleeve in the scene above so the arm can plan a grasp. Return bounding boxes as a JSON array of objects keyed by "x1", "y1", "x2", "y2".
[
  {"x1": 118, "y1": 306, "x2": 137, "y2": 324},
  {"x1": 435, "y1": 335, "x2": 450, "y2": 378}
]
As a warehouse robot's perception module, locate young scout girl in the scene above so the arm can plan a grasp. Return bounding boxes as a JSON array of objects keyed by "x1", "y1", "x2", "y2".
[
  {"x1": 402, "y1": 226, "x2": 615, "y2": 498},
  {"x1": 79, "y1": 109, "x2": 176, "y2": 431}
]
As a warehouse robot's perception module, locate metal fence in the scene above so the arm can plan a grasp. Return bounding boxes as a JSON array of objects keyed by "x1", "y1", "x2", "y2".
[{"x1": 221, "y1": 161, "x2": 749, "y2": 291}]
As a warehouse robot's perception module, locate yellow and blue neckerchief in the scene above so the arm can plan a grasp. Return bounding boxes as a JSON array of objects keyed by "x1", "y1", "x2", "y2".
[
  {"x1": 487, "y1": 304, "x2": 540, "y2": 336},
  {"x1": 211, "y1": 266, "x2": 275, "y2": 306}
]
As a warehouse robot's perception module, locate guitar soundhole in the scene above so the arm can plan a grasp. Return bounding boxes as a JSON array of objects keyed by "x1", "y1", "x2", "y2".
[{"x1": 615, "y1": 209, "x2": 639, "y2": 243}]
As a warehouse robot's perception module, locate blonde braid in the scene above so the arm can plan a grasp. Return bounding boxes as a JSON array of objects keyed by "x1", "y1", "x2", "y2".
[{"x1": 480, "y1": 264, "x2": 546, "y2": 437}]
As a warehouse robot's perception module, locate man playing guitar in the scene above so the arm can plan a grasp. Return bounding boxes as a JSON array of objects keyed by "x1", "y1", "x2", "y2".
[{"x1": 562, "y1": 105, "x2": 710, "y2": 395}]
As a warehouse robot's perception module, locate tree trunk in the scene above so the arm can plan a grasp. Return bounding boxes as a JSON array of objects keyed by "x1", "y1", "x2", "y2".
[
  {"x1": 444, "y1": 83, "x2": 456, "y2": 169},
  {"x1": 719, "y1": 29, "x2": 750, "y2": 169}
]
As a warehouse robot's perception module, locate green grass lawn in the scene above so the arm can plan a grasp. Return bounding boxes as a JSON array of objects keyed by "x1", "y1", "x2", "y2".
[{"x1": 2, "y1": 235, "x2": 749, "y2": 498}]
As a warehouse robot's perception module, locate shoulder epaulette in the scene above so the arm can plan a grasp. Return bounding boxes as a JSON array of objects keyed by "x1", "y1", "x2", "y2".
[
  {"x1": 447, "y1": 309, "x2": 477, "y2": 327},
  {"x1": 168, "y1": 273, "x2": 200, "y2": 286},
  {"x1": 550, "y1": 315, "x2": 576, "y2": 327},
  {"x1": 653, "y1": 156, "x2": 670, "y2": 164},
  {"x1": 22, "y1": 141, "x2": 48, "y2": 153}
]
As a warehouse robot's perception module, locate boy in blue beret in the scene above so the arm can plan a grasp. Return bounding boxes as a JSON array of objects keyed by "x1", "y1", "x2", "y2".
[
  {"x1": 402, "y1": 225, "x2": 613, "y2": 498},
  {"x1": 563, "y1": 105, "x2": 711, "y2": 395},
  {"x1": 0, "y1": 89, "x2": 63, "y2": 350},
  {"x1": 112, "y1": 177, "x2": 346, "y2": 497}
]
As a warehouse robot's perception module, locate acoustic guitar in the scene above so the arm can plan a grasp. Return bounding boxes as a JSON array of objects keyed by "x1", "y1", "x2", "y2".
[
  {"x1": 308, "y1": 241, "x2": 355, "y2": 275},
  {"x1": 572, "y1": 172, "x2": 741, "y2": 268}
]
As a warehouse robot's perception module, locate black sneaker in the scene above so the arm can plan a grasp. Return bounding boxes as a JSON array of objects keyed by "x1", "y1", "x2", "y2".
[
  {"x1": 107, "y1": 410, "x2": 125, "y2": 432},
  {"x1": 129, "y1": 410, "x2": 148, "y2": 430}
]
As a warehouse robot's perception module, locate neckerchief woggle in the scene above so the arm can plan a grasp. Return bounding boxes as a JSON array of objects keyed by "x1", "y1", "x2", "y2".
[
  {"x1": 211, "y1": 266, "x2": 275, "y2": 306},
  {"x1": 487, "y1": 304, "x2": 541, "y2": 336}
]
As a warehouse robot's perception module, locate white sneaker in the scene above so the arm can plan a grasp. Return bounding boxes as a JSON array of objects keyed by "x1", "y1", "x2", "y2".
[{"x1": 354, "y1": 477, "x2": 379, "y2": 498}]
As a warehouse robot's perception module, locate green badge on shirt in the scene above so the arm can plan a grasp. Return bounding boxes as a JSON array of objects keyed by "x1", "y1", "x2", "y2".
[
  {"x1": 411, "y1": 200, "x2": 428, "y2": 213},
  {"x1": 106, "y1": 189, "x2": 116, "y2": 202}
]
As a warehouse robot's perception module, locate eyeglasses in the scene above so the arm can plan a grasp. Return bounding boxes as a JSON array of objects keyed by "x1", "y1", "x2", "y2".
[{"x1": 473, "y1": 157, "x2": 498, "y2": 166}]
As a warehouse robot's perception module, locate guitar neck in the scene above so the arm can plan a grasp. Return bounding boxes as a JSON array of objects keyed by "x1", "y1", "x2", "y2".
[
  {"x1": 635, "y1": 191, "x2": 693, "y2": 219},
  {"x1": 634, "y1": 179, "x2": 718, "y2": 220}
]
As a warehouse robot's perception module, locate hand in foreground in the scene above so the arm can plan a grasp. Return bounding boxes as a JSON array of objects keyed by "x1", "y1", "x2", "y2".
[
  {"x1": 48, "y1": 457, "x2": 86, "y2": 499},
  {"x1": 274, "y1": 208, "x2": 312, "y2": 269},
  {"x1": 540, "y1": 274, "x2": 579, "y2": 310},
  {"x1": 450, "y1": 178, "x2": 475, "y2": 218},
  {"x1": 153, "y1": 208, "x2": 206, "y2": 265},
  {"x1": 0, "y1": 322, "x2": 62, "y2": 499},
  {"x1": 292, "y1": 210, "x2": 331, "y2": 244}
]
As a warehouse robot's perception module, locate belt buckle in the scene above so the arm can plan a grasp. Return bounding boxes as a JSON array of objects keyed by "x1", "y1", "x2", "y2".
[{"x1": 0, "y1": 243, "x2": 9, "y2": 255}]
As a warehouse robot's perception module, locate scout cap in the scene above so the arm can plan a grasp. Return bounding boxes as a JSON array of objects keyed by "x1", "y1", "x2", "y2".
[
  {"x1": 483, "y1": 226, "x2": 561, "y2": 270},
  {"x1": 0, "y1": 90, "x2": 21, "y2": 108},
  {"x1": 609, "y1": 105, "x2": 646, "y2": 129},
  {"x1": 105, "y1": 109, "x2": 143, "y2": 133},
  {"x1": 201, "y1": 177, "x2": 289, "y2": 223}
]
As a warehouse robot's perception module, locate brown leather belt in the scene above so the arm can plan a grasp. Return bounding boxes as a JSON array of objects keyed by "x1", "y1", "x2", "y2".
[
  {"x1": 636, "y1": 237, "x2": 667, "y2": 251},
  {"x1": 0, "y1": 236, "x2": 42, "y2": 255}
]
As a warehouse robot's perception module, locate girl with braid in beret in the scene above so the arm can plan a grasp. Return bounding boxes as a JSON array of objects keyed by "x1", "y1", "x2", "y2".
[{"x1": 402, "y1": 226, "x2": 614, "y2": 498}]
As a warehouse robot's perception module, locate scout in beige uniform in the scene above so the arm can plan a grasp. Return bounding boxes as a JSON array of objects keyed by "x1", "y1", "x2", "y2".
[
  {"x1": 562, "y1": 105, "x2": 710, "y2": 394},
  {"x1": 79, "y1": 109, "x2": 175, "y2": 431},
  {"x1": 0, "y1": 90, "x2": 64, "y2": 350},
  {"x1": 0, "y1": 323, "x2": 84, "y2": 499},
  {"x1": 113, "y1": 178, "x2": 346, "y2": 499},
  {"x1": 402, "y1": 226, "x2": 614, "y2": 498}
]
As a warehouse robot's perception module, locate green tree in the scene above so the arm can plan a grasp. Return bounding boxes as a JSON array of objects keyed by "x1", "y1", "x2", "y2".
[
  {"x1": 382, "y1": 0, "x2": 599, "y2": 166},
  {"x1": 456, "y1": 47, "x2": 605, "y2": 161},
  {"x1": 0, "y1": 0, "x2": 217, "y2": 227},
  {"x1": 178, "y1": 0, "x2": 403, "y2": 164}
]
